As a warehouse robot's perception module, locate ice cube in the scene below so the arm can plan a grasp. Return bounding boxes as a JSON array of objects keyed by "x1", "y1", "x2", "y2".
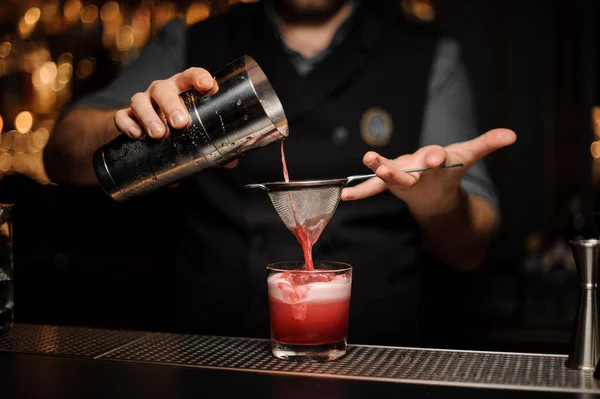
[
  {"x1": 277, "y1": 279, "x2": 309, "y2": 302},
  {"x1": 291, "y1": 303, "x2": 307, "y2": 321},
  {"x1": 281, "y1": 271, "x2": 335, "y2": 286}
]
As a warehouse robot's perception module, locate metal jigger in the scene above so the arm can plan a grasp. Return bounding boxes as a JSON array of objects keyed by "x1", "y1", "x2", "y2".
[{"x1": 566, "y1": 239, "x2": 600, "y2": 371}]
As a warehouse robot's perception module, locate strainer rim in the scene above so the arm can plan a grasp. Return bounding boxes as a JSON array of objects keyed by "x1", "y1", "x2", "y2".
[{"x1": 245, "y1": 178, "x2": 348, "y2": 192}]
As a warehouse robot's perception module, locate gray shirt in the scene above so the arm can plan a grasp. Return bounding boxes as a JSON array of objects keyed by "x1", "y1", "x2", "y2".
[{"x1": 74, "y1": 15, "x2": 499, "y2": 214}]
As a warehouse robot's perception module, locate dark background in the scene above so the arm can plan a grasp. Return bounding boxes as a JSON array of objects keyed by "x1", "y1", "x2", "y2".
[{"x1": 0, "y1": 0, "x2": 598, "y2": 353}]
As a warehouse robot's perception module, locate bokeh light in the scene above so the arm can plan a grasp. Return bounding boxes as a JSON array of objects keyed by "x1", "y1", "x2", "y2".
[
  {"x1": 132, "y1": 8, "x2": 152, "y2": 48},
  {"x1": 116, "y1": 27, "x2": 134, "y2": 51},
  {"x1": 0, "y1": 42, "x2": 11, "y2": 59},
  {"x1": 76, "y1": 58, "x2": 95, "y2": 79},
  {"x1": 592, "y1": 141, "x2": 600, "y2": 159},
  {"x1": 58, "y1": 52, "x2": 73, "y2": 64},
  {"x1": 186, "y1": 2, "x2": 211, "y2": 25},
  {"x1": 12, "y1": 153, "x2": 28, "y2": 173},
  {"x1": 41, "y1": 1, "x2": 60, "y2": 24},
  {"x1": 39, "y1": 62, "x2": 58, "y2": 85},
  {"x1": 15, "y1": 112, "x2": 34, "y2": 134},
  {"x1": 154, "y1": 2, "x2": 176, "y2": 30},
  {"x1": 13, "y1": 132, "x2": 29, "y2": 154},
  {"x1": 0, "y1": 132, "x2": 11, "y2": 151},
  {"x1": 0, "y1": 152, "x2": 12, "y2": 172},
  {"x1": 18, "y1": 17, "x2": 35, "y2": 38},
  {"x1": 24, "y1": 7, "x2": 42, "y2": 25},
  {"x1": 402, "y1": 0, "x2": 435, "y2": 22},
  {"x1": 57, "y1": 62, "x2": 73, "y2": 84},
  {"x1": 80, "y1": 5, "x2": 99, "y2": 24},
  {"x1": 101, "y1": 1, "x2": 120, "y2": 21},
  {"x1": 64, "y1": 0, "x2": 83, "y2": 22},
  {"x1": 30, "y1": 128, "x2": 50, "y2": 151}
]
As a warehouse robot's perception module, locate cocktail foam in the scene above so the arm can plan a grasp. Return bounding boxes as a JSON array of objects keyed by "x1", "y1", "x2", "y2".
[{"x1": 267, "y1": 272, "x2": 351, "y2": 304}]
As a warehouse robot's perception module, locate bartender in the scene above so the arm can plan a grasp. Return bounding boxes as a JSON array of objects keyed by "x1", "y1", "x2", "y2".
[{"x1": 43, "y1": 0, "x2": 516, "y2": 345}]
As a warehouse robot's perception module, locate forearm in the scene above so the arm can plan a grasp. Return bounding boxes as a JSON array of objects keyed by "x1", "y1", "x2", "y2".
[
  {"x1": 44, "y1": 107, "x2": 120, "y2": 186},
  {"x1": 410, "y1": 188, "x2": 498, "y2": 271}
]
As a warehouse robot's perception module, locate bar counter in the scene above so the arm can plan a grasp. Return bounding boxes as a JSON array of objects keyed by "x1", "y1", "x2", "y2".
[{"x1": 1, "y1": 323, "x2": 599, "y2": 398}]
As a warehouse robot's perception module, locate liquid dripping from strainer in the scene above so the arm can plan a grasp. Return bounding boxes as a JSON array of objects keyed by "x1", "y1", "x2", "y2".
[{"x1": 281, "y1": 141, "x2": 324, "y2": 271}]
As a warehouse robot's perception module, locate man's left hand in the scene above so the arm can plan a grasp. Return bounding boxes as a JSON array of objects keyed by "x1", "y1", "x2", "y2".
[{"x1": 341, "y1": 128, "x2": 516, "y2": 217}]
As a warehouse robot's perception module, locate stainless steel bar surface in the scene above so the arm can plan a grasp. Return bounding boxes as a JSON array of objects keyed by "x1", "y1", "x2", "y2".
[
  {"x1": 1, "y1": 324, "x2": 600, "y2": 394},
  {"x1": 0, "y1": 323, "x2": 149, "y2": 358}
]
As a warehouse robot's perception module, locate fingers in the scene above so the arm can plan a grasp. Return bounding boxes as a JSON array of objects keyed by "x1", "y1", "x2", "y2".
[
  {"x1": 129, "y1": 92, "x2": 167, "y2": 139},
  {"x1": 343, "y1": 150, "x2": 427, "y2": 201},
  {"x1": 120, "y1": 67, "x2": 218, "y2": 141},
  {"x1": 366, "y1": 146, "x2": 446, "y2": 170},
  {"x1": 374, "y1": 161, "x2": 420, "y2": 188},
  {"x1": 365, "y1": 151, "x2": 416, "y2": 188},
  {"x1": 114, "y1": 108, "x2": 143, "y2": 139},
  {"x1": 147, "y1": 80, "x2": 190, "y2": 130},
  {"x1": 448, "y1": 128, "x2": 516, "y2": 165},
  {"x1": 341, "y1": 176, "x2": 386, "y2": 201},
  {"x1": 365, "y1": 149, "x2": 446, "y2": 187},
  {"x1": 481, "y1": 128, "x2": 517, "y2": 153},
  {"x1": 362, "y1": 151, "x2": 382, "y2": 170},
  {"x1": 420, "y1": 146, "x2": 446, "y2": 168},
  {"x1": 170, "y1": 67, "x2": 215, "y2": 93},
  {"x1": 114, "y1": 104, "x2": 239, "y2": 174}
]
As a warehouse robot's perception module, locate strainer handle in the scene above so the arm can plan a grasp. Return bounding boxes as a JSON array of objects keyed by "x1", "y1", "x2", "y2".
[
  {"x1": 345, "y1": 174, "x2": 377, "y2": 185},
  {"x1": 345, "y1": 163, "x2": 464, "y2": 186},
  {"x1": 243, "y1": 183, "x2": 268, "y2": 191}
]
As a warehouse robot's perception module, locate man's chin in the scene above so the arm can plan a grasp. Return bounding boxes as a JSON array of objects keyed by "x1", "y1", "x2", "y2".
[{"x1": 271, "y1": 0, "x2": 350, "y2": 23}]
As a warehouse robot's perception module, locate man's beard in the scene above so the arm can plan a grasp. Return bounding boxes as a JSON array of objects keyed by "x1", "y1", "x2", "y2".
[{"x1": 270, "y1": 0, "x2": 351, "y2": 23}]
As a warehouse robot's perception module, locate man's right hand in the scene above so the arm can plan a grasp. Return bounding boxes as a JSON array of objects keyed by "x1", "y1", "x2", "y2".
[
  {"x1": 45, "y1": 67, "x2": 239, "y2": 186},
  {"x1": 114, "y1": 67, "x2": 217, "y2": 140},
  {"x1": 112, "y1": 67, "x2": 237, "y2": 168}
]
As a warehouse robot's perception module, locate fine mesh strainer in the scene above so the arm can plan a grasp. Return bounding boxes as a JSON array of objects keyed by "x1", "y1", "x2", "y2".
[{"x1": 244, "y1": 163, "x2": 463, "y2": 235}]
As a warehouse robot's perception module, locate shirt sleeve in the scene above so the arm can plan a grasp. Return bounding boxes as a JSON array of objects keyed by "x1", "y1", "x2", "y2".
[
  {"x1": 72, "y1": 18, "x2": 188, "y2": 110},
  {"x1": 419, "y1": 38, "x2": 500, "y2": 216}
]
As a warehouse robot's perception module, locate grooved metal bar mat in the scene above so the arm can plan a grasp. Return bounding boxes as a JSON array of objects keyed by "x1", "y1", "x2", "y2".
[
  {"x1": 103, "y1": 333, "x2": 600, "y2": 393},
  {"x1": 0, "y1": 324, "x2": 147, "y2": 358},
  {"x1": 2, "y1": 325, "x2": 600, "y2": 393}
]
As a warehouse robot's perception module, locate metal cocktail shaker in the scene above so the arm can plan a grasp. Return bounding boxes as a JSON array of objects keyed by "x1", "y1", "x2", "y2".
[{"x1": 93, "y1": 55, "x2": 288, "y2": 201}]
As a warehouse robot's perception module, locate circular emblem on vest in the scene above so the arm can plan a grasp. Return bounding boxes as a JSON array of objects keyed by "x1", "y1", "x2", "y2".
[{"x1": 360, "y1": 107, "x2": 393, "y2": 147}]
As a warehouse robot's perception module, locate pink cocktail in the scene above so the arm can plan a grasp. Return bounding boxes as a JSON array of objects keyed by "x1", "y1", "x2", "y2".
[{"x1": 267, "y1": 261, "x2": 352, "y2": 361}]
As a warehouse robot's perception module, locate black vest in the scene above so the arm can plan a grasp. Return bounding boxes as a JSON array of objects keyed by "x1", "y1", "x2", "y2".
[{"x1": 174, "y1": 1, "x2": 439, "y2": 346}]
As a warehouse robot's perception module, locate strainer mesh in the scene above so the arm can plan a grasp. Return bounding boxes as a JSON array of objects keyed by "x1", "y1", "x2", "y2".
[{"x1": 267, "y1": 185, "x2": 343, "y2": 234}]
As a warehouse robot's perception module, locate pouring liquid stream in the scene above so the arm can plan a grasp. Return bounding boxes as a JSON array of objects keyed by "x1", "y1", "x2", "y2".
[{"x1": 281, "y1": 141, "x2": 315, "y2": 271}]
